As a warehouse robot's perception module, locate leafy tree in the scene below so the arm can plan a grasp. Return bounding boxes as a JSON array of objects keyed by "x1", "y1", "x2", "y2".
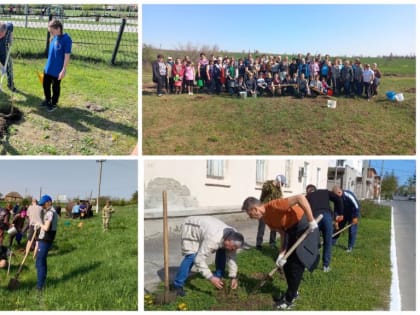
[
  {"x1": 131, "y1": 190, "x2": 138, "y2": 204},
  {"x1": 381, "y1": 172, "x2": 398, "y2": 199}
]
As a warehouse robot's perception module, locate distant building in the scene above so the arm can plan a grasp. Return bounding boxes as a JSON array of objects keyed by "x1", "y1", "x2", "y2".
[{"x1": 4, "y1": 191, "x2": 23, "y2": 203}]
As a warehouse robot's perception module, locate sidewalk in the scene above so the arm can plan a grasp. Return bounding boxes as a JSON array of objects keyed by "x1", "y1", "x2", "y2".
[{"x1": 143, "y1": 212, "x2": 267, "y2": 293}]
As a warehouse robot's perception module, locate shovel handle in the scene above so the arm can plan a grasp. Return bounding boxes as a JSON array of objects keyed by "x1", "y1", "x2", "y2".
[
  {"x1": 332, "y1": 223, "x2": 353, "y2": 238},
  {"x1": 267, "y1": 214, "x2": 324, "y2": 277},
  {"x1": 15, "y1": 228, "x2": 38, "y2": 276}
]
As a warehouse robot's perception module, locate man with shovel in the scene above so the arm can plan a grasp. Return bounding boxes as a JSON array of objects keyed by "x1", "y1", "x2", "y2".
[
  {"x1": 172, "y1": 216, "x2": 244, "y2": 297},
  {"x1": 242, "y1": 194, "x2": 319, "y2": 310},
  {"x1": 35, "y1": 195, "x2": 58, "y2": 291},
  {"x1": 332, "y1": 186, "x2": 360, "y2": 252}
]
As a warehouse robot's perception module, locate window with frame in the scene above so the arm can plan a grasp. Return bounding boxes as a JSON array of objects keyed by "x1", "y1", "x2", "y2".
[
  {"x1": 206, "y1": 160, "x2": 224, "y2": 179},
  {"x1": 256, "y1": 160, "x2": 265, "y2": 184}
]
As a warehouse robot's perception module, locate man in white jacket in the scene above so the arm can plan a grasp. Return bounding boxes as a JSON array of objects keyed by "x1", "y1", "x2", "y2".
[{"x1": 172, "y1": 216, "x2": 244, "y2": 297}]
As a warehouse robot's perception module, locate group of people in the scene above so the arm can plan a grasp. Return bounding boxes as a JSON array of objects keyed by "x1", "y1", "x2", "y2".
[
  {"x1": 170, "y1": 175, "x2": 360, "y2": 310},
  {"x1": 0, "y1": 196, "x2": 59, "y2": 291},
  {"x1": 1, "y1": 195, "x2": 116, "y2": 291},
  {"x1": 0, "y1": 18, "x2": 72, "y2": 112},
  {"x1": 70, "y1": 200, "x2": 94, "y2": 219},
  {"x1": 152, "y1": 52, "x2": 382, "y2": 101}
]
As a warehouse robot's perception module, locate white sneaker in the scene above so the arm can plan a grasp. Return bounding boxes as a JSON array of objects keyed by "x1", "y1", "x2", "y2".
[{"x1": 323, "y1": 266, "x2": 331, "y2": 272}]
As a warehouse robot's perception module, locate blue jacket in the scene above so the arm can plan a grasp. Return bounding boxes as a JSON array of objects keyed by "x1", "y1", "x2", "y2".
[{"x1": 342, "y1": 190, "x2": 360, "y2": 218}]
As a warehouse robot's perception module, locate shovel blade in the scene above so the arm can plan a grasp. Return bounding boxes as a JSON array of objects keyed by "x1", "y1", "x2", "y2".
[{"x1": 8, "y1": 278, "x2": 20, "y2": 290}]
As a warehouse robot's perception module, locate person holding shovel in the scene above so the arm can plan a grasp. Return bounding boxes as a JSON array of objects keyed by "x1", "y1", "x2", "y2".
[
  {"x1": 172, "y1": 216, "x2": 244, "y2": 297},
  {"x1": 26, "y1": 198, "x2": 43, "y2": 255},
  {"x1": 332, "y1": 186, "x2": 360, "y2": 252},
  {"x1": 305, "y1": 184, "x2": 343, "y2": 272},
  {"x1": 35, "y1": 195, "x2": 58, "y2": 291},
  {"x1": 242, "y1": 194, "x2": 318, "y2": 310},
  {"x1": 41, "y1": 19, "x2": 72, "y2": 112}
]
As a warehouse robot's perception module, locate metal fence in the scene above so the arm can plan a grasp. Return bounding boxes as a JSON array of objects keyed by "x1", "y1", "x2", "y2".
[{"x1": 1, "y1": 10, "x2": 138, "y2": 67}]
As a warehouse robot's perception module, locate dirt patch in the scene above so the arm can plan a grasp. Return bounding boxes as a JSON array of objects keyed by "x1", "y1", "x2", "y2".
[
  {"x1": 211, "y1": 289, "x2": 274, "y2": 310},
  {"x1": 405, "y1": 87, "x2": 416, "y2": 93}
]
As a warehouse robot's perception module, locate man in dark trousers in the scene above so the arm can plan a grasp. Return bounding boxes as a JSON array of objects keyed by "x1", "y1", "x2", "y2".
[
  {"x1": 305, "y1": 184, "x2": 343, "y2": 272},
  {"x1": 332, "y1": 186, "x2": 361, "y2": 252},
  {"x1": 242, "y1": 194, "x2": 318, "y2": 310},
  {"x1": 152, "y1": 54, "x2": 168, "y2": 96},
  {"x1": 256, "y1": 174, "x2": 286, "y2": 250}
]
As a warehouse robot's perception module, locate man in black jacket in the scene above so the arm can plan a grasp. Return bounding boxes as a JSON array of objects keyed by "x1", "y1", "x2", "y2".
[{"x1": 306, "y1": 184, "x2": 343, "y2": 272}]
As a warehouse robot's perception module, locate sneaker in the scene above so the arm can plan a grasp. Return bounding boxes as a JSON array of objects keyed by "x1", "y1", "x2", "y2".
[
  {"x1": 274, "y1": 293, "x2": 298, "y2": 310},
  {"x1": 256, "y1": 245, "x2": 263, "y2": 251},
  {"x1": 346, "y1": 247, "x2": 353, "y2": 253},
  {"x1": 40, "y1": 100, "x2": 50, "y2": 107},
  {"x1": 47, "y1": 104, "x2": 57, "y2": 112},
  {"x1": 158, "y1": 94, "x2": 163, "y2": 97},
  {"x1": 323, "y1": 266, "x2": 331, "y2": 273}
]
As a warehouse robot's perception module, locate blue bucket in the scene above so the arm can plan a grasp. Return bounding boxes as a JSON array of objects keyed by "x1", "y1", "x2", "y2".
[{"x1": 386, "y1": 91, "x2": 396, "y2": 101}]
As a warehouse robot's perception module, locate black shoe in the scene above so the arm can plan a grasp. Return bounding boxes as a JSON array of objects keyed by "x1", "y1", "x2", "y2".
[
  {"x1": 256, "y1": 245, "x2": 263, "y2": 251},
  {"x1": 47, "y1": 104, "x2": 57, "y2": 112},
  {"x1": 8, "y1": 86, "x2": 16, "y2": 92},
  {"x1": 270, "y1": 243, "x2": 278, "y2": 249},
  {"x1": 40, "y1": 100, "x2": 50, "y2": 107},
  {"x1": 274, "y1": 293, "x2": 299, "y2": 310},
  {"x1": 173, "y1": 286, "x2": 185, "y2": 297}
]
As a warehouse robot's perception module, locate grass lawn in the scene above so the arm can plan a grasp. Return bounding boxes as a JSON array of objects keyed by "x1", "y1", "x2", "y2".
[
  {"x1": 142, "y1": 58, "x2": 415, "y2": 155},
  {"x1": 0, "y1": 58, "x2": 138, "y2": 155},
  {"x1": 1, "y1": 204, "x2": 138, "y2": 310},
  {"x1": 145, "y1": 201, "x2": 391, "y2": 311}
]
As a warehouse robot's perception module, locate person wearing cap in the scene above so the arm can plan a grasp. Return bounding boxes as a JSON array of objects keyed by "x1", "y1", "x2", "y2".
[
  {"x1": 242, "y1": 194, "x2": 318, "y2": 309},
  {"x1": 152, "y1": 54, "x2": 167, "y2": 96},
  {"x1": 36, "y1": 195, "x2": 58, "y2": 291},
  {"x1": 305, "y1": 184, "x2": 343, "y2": 272},
  {"x1": 362, "y1": 63, "x2": 375, "y2": 101},
  {"x1": 256, "y1": 174, "x2": 286, "y2": 250}
]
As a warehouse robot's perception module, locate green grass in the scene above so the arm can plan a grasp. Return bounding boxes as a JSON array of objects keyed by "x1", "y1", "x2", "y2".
[
  {"x1": 145, "y1": 201, "x2": 391, "y2": 311},
  {"x1": 0, "y1": 204, "x2": 138, "y2": 310},
  {"x1": 142, "y1": 57, "x2": 415, "y2": 155},
  {"x1": 0, "y1": 58, "x2": 138, "y2": 155}
]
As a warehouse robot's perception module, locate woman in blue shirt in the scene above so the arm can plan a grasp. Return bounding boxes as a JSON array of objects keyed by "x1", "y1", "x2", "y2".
[{"x1": 42, "y1": 19, "x2": 72, "y2": 112}]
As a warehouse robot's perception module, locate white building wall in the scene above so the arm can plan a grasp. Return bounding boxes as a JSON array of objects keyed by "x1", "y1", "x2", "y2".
[{"x1": 144, "y1": 159, "x2": 329, "y2": 217}]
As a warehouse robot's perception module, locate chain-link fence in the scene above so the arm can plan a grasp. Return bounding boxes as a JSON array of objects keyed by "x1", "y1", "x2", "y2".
[{"x1": 1, "y1": 4, "x2": 138, "y2": 67}]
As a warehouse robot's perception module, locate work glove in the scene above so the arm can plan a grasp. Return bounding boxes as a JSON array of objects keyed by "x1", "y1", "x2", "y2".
[
  {"x1": 352, "y1": 217, "x2": 359, "y2": 225},
  {"x1": 276, "y1": 253, "x2": 287, "y2": 268},
  {"x1": 335, "y1": 215, "x2": 344, "y2": 223},
  {"x1": 308, "y1": 220, "x2": 318, "y2": 232}
]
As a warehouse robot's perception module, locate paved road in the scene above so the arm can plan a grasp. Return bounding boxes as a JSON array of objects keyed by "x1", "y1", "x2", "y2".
[{"x1": 391, "y1": 199, "x2": 416, "y2": 311}]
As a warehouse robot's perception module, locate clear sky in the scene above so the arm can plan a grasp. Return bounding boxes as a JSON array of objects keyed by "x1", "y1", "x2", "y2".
[
  {"x1": 0, "y1": 160, "x2": 138, "y2": 201},
  {"x1": 142, "y1": 3, "x2": 416, "y2": 57},
  {"x1": 369, "y1": 159, "x2": 416, "y2": 186}
]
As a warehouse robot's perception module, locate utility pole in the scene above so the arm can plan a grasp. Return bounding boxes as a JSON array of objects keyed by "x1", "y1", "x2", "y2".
[
  {"x1": 362, "y1": 160, "x2": 369, "y2": 199},
  {"x1": 96, "y1": 160, "x2": 106, "y2": 213},
  {"x1": 378, "y1": 160, "x2": 384, "y2": 203},
  {"x1": 39, "y1": 187, "x2": 42, "y2": 200}
]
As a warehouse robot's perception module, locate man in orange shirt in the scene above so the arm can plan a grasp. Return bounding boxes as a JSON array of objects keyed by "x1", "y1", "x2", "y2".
[{"x1": 242, "y1": 194, "x2": 318, "y2": 310}]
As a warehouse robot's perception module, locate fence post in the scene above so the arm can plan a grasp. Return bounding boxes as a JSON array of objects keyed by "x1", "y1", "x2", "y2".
[
  {"x1": 44, "y1": 14, "x2": 53, "y2": 57},
  {"x1": 111, "y1": 18, "x2": 126, "y2": 65}
]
